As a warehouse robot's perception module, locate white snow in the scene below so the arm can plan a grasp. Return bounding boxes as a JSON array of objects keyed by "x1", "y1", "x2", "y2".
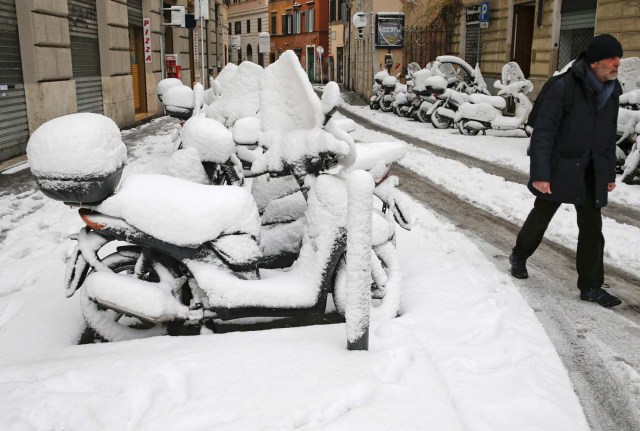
[
  {"x1": 259, "y1": 50, "x2": 324, "y2": 131},
  {"x1": 4, "y1": 55, "x2": 639, "y2": 429},
  {"x1": 162, "y1": 85, "x2": 194, "y2": 109},
  {"x1": 156, "y1": 78, "x2": 183, "y2": 97},
  {"x1": 180, "y1": 116, "x2": 236, "y2": 163},
  {"x1": 232, "y1": 116, "x2": 261, "y2": 145},
  {"x1": 96, "y1": 173, "x2": 261, "y2": 247},
  {"x1": 26, "y1": 113, "x2": 127, "y2": 177}
]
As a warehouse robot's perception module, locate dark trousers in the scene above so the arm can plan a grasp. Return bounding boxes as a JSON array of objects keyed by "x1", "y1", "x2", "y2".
[{"x1": 512, "y1": 195, "x2": 604, "y2": 292}]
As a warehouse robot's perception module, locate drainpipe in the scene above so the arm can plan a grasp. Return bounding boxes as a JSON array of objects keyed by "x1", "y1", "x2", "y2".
[{"x1": 537, "y1": 0, "x2": 543, "y2": 27}]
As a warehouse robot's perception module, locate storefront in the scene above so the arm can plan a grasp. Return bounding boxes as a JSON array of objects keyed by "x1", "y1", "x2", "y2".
[
  {"x1": 0, "y1": 0, "x2": 29, "y2": 162},
  {"x1": 68, "y1": 0, "x2": 104, "y2": 114}
]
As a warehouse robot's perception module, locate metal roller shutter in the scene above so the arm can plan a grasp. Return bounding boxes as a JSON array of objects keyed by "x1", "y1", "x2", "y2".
[
  {"x1": 128, "y1": 0, "x2": 143, "y2": 27},
  {"x1": 560, "y1": 10, "x2": 596, "y2": 31},
  {"x1": 465, "y1": 24, "x2": 481, "y2": 68},
  {"x1": 68, "y1": 0, "x2": 103, "y2": 114},
  {"x1": 557, "y1": 9, "x2": 595, "y2": 70},
  {"x1": 0, "y1": 0, "x2": 29, "y2": 162}
]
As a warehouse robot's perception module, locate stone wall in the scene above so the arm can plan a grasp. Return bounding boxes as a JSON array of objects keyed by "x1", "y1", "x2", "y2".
[
  {"x1": 98, "y1": 0, "x2": 135, "y2": 128},
  {"x1": 595, "y1": 0, "x2": 640, "y2": 57},
  {"x1": 16, "y1": 0, "x2": 76, "y2": 134}
]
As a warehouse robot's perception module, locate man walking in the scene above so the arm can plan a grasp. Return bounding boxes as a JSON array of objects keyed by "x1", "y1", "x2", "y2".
[{"x1": 509, "y1": 34, "x2": 623, "y2": 307}]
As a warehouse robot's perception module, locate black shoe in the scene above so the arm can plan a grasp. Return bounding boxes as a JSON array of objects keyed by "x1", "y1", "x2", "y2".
[
  {"x1": 580, "y1": 286, "x2": 622, "y2": 307},
  {"x1": 509, "y1": 253, "x2": 528, "y2": 279}
]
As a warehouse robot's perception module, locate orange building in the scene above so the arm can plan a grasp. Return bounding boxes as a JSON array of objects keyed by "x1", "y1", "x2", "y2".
[{"x1": 268, "y1": 0, "x2": 329, "y2": 82}]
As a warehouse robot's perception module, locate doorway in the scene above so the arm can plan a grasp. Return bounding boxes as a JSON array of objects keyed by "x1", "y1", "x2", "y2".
[
  {"x1": 511, "y1": 3, "x2": 535, "y2": 77},
  {"x1": 129, "y1": 26, "x2": 147, "y2": 114},
  {"x1": 306, "y1": 46, "x2": 315, "y2": 81}
]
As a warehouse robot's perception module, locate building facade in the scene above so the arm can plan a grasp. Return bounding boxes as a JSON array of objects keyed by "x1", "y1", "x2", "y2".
[
  {"x1": 268, "y1": 0, "x2": 330, "y2": 82},
  {"x1": 346, "y1": 0, "x2": 404, "y2": 99},
  {"x1": 0, "y1": 0, "x2": 228, "y2": 164},
  {"x1": 228, "y1": 0, "x2": 270, "y2": 67},
  {"x1": 453, "y1": 0, "x2": 640, "y2": 94}
]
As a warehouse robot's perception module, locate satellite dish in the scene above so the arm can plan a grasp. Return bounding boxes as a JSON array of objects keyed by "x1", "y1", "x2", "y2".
[{"x1": 352, "y1": 12, "x2": 367, "y2": 29}]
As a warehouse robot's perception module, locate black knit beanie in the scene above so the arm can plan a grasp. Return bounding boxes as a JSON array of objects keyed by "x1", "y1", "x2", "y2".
[{"x1": 585, "y1": 34, "x2": 623, "y2": 63}]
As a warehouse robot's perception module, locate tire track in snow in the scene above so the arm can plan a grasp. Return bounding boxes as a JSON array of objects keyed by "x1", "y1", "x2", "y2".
[
  {"x1": 338, "y1": 107, "x2": 640, "y2": 229},
  {"x1": 389, "y1": 164, "x2": 640, "y2": 431}
]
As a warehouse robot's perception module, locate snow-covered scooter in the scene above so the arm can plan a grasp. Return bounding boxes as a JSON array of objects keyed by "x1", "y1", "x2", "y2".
[
  {"x1": 429, "y1": 60, "x2": 491, "y2": 129},
  {"x1": 369, "y1": 70, "x2": 389, "y2": 110},
  {"x1": 455, "y1": 62, "x2": 534, "y2": 136},
  {"x1": 29, "y1": 65, "x2": 410, "y2": 342}
]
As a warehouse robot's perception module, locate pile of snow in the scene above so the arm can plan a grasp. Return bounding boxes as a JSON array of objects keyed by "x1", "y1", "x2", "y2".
[
  {"x1": 163, "y1": 85, "x2": 194, "y2": 113},
  {"x1": 232, "y1": 117, "x2": 261, "y2": 145},
  {"x1": 260, "y1": 50, "x2": 323, "y2": 132},
  {"x1": 180, "y1": 116, "x2": 235, "y2": 163},
  {"x1": 166, "y1": 147, "x2": 209, "y2": 184},
  {"x1": 27, "y1": 113, "x2": 126, "y2": 177},
  {"x1": 96, "y1": 174, "x2": 261, "y2": 247},
  {"x1": 156, "y1": 78, "x2": 183, "y2": 99},
  {"x1": 206, "y1": 61, "x2": 263, "y2": 126}
]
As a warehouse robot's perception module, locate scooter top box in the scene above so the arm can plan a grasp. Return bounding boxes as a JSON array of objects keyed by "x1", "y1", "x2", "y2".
[
  {"x1": 33, "y1": 166, "x2": 125, "y2": 205},
  {"x1": 27, "y1": 113, "x2": 128, "y2": 204}
]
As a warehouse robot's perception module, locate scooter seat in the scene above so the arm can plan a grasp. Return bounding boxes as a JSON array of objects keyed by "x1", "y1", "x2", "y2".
[
  {"x1": 96, "y1": 173, "x2": 261, "y2": 247},
  {"x1": 468, "y1": 93, "x2": 506, "y2": 110}
]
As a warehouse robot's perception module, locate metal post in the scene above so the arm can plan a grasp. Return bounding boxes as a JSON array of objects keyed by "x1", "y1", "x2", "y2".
[
  {"x1": 370, "y1": 13, "x2": 375, "y2": 92},
  {"x1": 201, "y1": 15, "x2": 205, "y2": 86},
  {"x1": 319, "y1": 54, "x2": 323, "y2": 83},
  {"x1": 161, "y1": 24, "x2": 166, "y2": 79}
]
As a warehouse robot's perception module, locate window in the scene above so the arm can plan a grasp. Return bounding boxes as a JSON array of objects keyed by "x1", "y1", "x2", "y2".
[
  {"x1": 306, "y1": 9, "x2": 314, "y2": 32},
  {"x1": 281, "y1": 14, "x2": 288, "y2": 35},
  {"x1": 271, "y1": 13, "x2": 276, "y2": 35},
  {"x1": 246, "y1": 19, "x2": 251, "y2": 34},
  {"x1": 338, "y1": 0, "x2": 347, "y2": 23},
  {"x1": 294, "y1": 12, "x2": 302, "y2": 34},
  {"x1": 258, "y1": 18, "x2": 262, "y2": 33},
  {"x1": 234, "y1": 21, "x2": 241, "y2": 35},
  {"x1": 330, "y1": 0, "x2": 336, "y2": 22}
]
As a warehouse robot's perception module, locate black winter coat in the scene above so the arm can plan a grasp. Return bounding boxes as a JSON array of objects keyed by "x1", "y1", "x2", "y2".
[{"x1": 528, "y1": 57, "x2": 622, "y2": 208}]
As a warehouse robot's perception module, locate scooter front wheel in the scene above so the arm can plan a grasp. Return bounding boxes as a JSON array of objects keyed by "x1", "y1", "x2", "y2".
[
  {"x1": 416, "y1": 108, "x2": 430, "y2": 123},
  {"x1": 431, "y1": 111, "x2": 453, "y2": 129},
  {"x1": 80, "y1": 252, "x2": 185, "y2": 343},
  {"x1": 380, "y1": 99, "x2": 393, "y2": 112},
  {"x1": 457, "y1": 120, "x2": 480, "y2": 136}
]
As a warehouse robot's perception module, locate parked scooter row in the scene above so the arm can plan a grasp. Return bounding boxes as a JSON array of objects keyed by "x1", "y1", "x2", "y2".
[
  {"x1": 372, "y1": 57, "x2": 534, "y2": 137},
  {"x1": 617, "y1": 75, "x2": 640, "y2": 184},
  {"x1": 28, "y1": 52, "x2": 412, "y2": 343}
]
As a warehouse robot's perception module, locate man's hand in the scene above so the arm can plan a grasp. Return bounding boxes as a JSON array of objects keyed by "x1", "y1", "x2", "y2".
[
  {"x1": 533, "y1": 181, "x2": 552, "y2": 194},
  {"x1": 608, "y1": 182, "x2": 616, "y2": 192}
]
